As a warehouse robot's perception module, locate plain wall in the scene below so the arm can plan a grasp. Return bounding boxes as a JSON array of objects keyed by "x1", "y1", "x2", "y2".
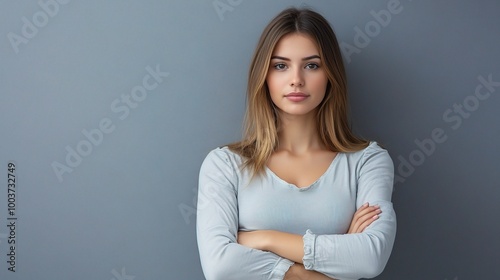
[{"x1": 1, "y1": 0, "x2": 499, "y2": 279}]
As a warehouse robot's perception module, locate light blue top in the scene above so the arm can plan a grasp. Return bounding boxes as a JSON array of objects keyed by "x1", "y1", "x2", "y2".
[{"x1": 196, "y1": 142, "x2": 396, "y2": 280}]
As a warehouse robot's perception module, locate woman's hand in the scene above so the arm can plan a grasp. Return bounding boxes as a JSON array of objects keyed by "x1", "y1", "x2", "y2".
[
  {"x1": 284, "y1": 263, "x2": 336, "y2": 280},
  {"x1": 347, "y1": 203, "x2": 381, "y2": 234}
]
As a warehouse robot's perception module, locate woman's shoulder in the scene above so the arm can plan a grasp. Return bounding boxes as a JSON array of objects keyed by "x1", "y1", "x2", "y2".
[
  {"x1": 206, "y1": 145, "x2": 241, "y2": 158},
  {"x1": 342, "y1": 141, "x2": 392, "y2": 165},
  {"x1": 202, "y1": 146, "x2": 245, "y2": 169}
]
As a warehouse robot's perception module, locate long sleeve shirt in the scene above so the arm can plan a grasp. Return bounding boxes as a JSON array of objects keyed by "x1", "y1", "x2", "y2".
[{"x1": 196, "y1": 141, "x2": 396, "y2": 280}]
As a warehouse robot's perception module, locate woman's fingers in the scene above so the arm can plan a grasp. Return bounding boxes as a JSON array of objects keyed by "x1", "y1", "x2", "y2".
[
  {"x1": 348, "y1": 203, "x2": 381, "y2": 233},
  {"x1": 356, "y1": 211, "x2": 380, "y2": 232},
  {"x1": 350, "y1": 204, "x2": 372, "y2": 228},
  {"x1": 349, "y1": 204, "x2": 370, "y2": 231},
  {"x1": 354, "y1": 204, "x2": 379, "y2": 219}
]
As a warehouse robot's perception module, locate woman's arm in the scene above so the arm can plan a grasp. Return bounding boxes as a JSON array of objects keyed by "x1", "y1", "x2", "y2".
[
  {"x1": 237, "y1": 204, "x2": 381, "y2": 263},
  {"x1": 197, "y1": 148, "x2": 294, "y2": 280},
  {"x1": 301, "y1": 144, "x2": 396, "y2": 279}
]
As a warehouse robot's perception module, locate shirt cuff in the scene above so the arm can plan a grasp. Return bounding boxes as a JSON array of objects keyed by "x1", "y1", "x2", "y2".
[
  {"x1": 268, "y1": 257, "x2": 294, "y2": 280},
  {"x1": 302, "y1": 229, "x2": 317, "y2": 270}
]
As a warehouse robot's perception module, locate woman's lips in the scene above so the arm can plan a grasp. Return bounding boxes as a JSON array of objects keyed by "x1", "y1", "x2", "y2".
[{"x1": 284, "y1": 92, "x2": 309, "y2": 102}]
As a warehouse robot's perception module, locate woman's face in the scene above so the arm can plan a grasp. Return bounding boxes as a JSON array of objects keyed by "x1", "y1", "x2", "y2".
[{"x1": 266, "y1": 33, "x2": 328, "y2": 119}]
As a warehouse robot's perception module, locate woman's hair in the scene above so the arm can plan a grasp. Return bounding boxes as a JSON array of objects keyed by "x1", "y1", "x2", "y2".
[{"x1": 228, "y1": 7, "x2": 369, "y2": 176}]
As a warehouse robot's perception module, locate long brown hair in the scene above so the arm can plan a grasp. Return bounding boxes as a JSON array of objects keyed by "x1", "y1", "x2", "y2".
[{"x1": 228, "y1": 7, "x2": 369, "y2": 176}]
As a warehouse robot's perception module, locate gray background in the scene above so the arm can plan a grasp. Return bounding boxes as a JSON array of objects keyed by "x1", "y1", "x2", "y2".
[{"x1": 1, "y1": 0, "x2": 499, "y2": 279}]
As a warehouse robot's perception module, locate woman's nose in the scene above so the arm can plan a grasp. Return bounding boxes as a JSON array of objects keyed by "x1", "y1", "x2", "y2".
[{"x1": 290, "y1": 69, "x2": 304, "y2": 87}]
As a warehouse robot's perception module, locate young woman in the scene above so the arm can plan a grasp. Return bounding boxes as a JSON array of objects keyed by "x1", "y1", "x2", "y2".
[{"x1": 197, "y1": 7, "x2": 396, "y2": 280}]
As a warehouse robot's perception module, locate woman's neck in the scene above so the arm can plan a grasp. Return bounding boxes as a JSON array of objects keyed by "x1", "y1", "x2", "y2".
[{"x1": 276, "y1": 112, "x2": 323, "y2": 154}]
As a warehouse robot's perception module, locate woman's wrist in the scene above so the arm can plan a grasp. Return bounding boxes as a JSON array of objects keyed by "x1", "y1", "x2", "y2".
[
  {"x1": 284, "y1": 263, "x2": 335, "y2": 280},
  {"x1": 283, "y1": 263, "x2": 302, "y2": 280}
]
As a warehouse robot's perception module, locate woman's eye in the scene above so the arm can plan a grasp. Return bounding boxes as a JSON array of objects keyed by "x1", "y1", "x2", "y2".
[
  {"x1": 273, "y1": 63, "x2": 287, "y2": 70},
  {"x1": 305, "y1": 63, "x2": 319, "y2": 70}
]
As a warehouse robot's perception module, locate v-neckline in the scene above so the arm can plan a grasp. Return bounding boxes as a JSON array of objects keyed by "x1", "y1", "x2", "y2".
[{"x1": 265, "y1": 152, "x2": 342, "y2": 190}]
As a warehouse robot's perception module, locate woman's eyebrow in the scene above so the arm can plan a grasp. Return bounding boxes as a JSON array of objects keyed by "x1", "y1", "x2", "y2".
[{"x1": 270, "y1": 55, "x2": 321, "y2": 61}]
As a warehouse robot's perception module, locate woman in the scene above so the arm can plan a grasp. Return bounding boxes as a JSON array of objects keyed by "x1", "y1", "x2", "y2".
[{"x1": 197, "y1": 7, "x2": 396, "y2": 280}]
